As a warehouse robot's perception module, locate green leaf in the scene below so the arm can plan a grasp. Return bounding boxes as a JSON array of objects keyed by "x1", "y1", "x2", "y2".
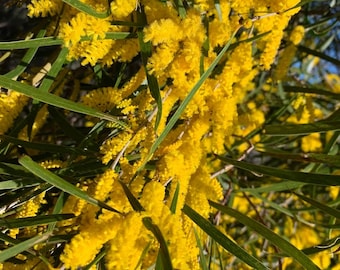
[
  {"x1": 38, "y1": 48, "x2": 68, "y2": 92},
  {"x1": 228, "y1": 31, "x2": 271, "y2": 51},
  {"x1": 285, "y1": 0, "x2": 328, "y2": 12},
  {"x1": 0, "y1": 135, "x2": 91, "y2": 155},
  {"x1": 182, "y1": 204, "x2": 269, "y2": 270},
  {"x1": 209, "y1": 201, "x2": 321, "y2": 270},
  {"x1": 134, "y1": 241, "x2": 153, "y2": 270},
  {"x1": 0, "y1": 162, "x2": 36, "y2": 178},
  {"x1": 283, "y1": 85, "x2": 340, "y2": 99},
  {"x1": 240, "y1": 181, "x2": 304, "y2": 193},
  {"x1": 256, "y1": 146, "x2": 340, "y2": 166},
  {"x1": 142, "y1": 217, "x2": 173, "y2": 270},
  {"x1": 214, "y1": 0, "x2": 223, "y2": 21},
  {"x1": 298, "y1": 45, "x2": 340, "y2": 66},
  {"x1": 0, "y1": 214, "x2": 75, "y2": 229},
  {"x1": 84, "y1": 248, "x2": 107, "y2": 270},
  {"x1": 294, "y1": 192, "x2": 340, "y2": 219},
  {"x1": 0, "y1": 179, "x2": 41, "y2": 190},
  {"x1": 264, "y1": 120, "x2": 340, "y2": 135},
  {"x1": 5, "y1": 30, "x2": 46, "y2": 79},
  {"x1": 119, "y1": 181, "x2": 145, "y2": 212},
  {"x1": 57, "y1": 158, "x2": 107, "y2": 178},
  {"x1": 173, "y1": 0, "x2": 186, "y2": 18},
  {"x1": 0, "y1": 32, "x2": 131, "y2": 50},
  {"x1": 301, "y1": 236, "x2": 340, "y2": 255},
  {"x1": 0, "y1": 75, "x2": 129, "y2": 130},
  {"x1": 0, "y1": 232, "x2": 51, "y2": 262},
  {"x1": 247, "y1": 191, "x2": 295, "y2": 218},
  {"x1": 216, "y1": 156, "x2": 340, "y2": 186},
  {"x1": 170, "y1": 182, "x2": 180, "y2": 214},
  {"x1": 304, "y1": 12, "x2": 340, "y2": 32},
  {"x1": 19, "y1": 156, "x2": 121, "y2": 214},
  {"x1": 62, "y1": 0, "x2": 110, "y2": 18},
  {"x1": 48, "y1": 192, "x2": 67, "y2": 232},
  {"x1": 48, "y1": 106, "x2": 86, "y2": 142},
  {"x1": 193, "y1": 227, "x2": 209, "y2": 270}
]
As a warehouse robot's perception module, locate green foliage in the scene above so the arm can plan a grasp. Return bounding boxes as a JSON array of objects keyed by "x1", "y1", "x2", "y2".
[{"x1": 0, "y1": 0, "x2": 339, "y2": 269}]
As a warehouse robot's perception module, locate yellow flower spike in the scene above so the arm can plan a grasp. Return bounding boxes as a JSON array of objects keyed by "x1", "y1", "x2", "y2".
[
  {"x1": 61, "y1": 214, "x2": 123, "y2": 269},
  {"x1": 0, "y1": 91, "x2": 28, "y2": 135},
  {"x1": 90, "y1": 169, "x2": 117, "y2": 201},
  {"x1": 144, "y1": 18, "x2": 183, "y2": 46},
  {"x1": 289, "y1": 25, "x2": 305, "y2": 45},
  {"x1": 27, "y1": 0, "x2": 63, "y2": 18},
  {"x1": 100, "y1": 132, "x2": 132, "y2": 164},
  {"x1": 110, "y1": 0, "x2": 137, "y2": 19},
  {"x1": 40, "y1": 159, "x2": 66, "y2": 169},
  {"x1": 140, "y1": 181, "x2": 165, "y2": 219},
  {"x1": 106, "y1": 212, "x2": 145, "y2": 269},
  {"x1": 301, "y1": 133, "x2": 322, "y2": 153}
]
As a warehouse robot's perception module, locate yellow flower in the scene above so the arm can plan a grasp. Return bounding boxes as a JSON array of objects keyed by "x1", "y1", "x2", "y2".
[
  {"x1": 325, "y1": 73, "x2": 340, "y2": 93},
  {"x1": 27, "y1": 0, "x2": 63, "y2": 17},
  {"x1": 100, "y1": 132, "x2": 132, "y2": 164},
  {"x1": 110, "y1": 0, "x2": 137, "y2": 19},
  {"x1": 106, "y1": 212, "x2": 145, "y2": 269},
  {"x1": 144, "y1": 18, "x2": 183, "y2": 46},
  {"x1": 289, "y1": 25, "x2": 305, "y2": 45},
  {"x1": 59, "y1": 13, "x2": 111, "y2": 46},
  {"x1": 301, "y1": 133, "x2": 322, "y2": 152},
  {"x1": 61, "y1": 215, "x2": 123, "y2": 269},
  {"x1": 0, "y1": 91, "x2": 28, "y2": 135},
  {"x1": 273, "y1": 43, "x2": 297, "y2": 81},
  {"x1": 140, "y1": 181, "x2": 165, "y2": 218}
]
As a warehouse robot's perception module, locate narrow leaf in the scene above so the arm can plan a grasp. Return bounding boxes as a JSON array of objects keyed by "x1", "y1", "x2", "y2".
[
  {"x1": 298, "y1": 45, "x2": 340, "y2": 66},
  {"x1": 62, "y1": 0, "x2": 110, "y2": 18},
  {"x1": 173, "y1": 0, "x2": 186, "y2": 18},
  {"x1": 301, "y1": 236, "x2": 340, "y2": 255},
  {"x1": 48, "y1": 106, "x2": 86, "y2": 142},
  {"x1": 294, "y1": 193, "x2": 340, "y2": 219},
  {"x1": 240, "y1": 181, "x2": 304, "y2": 193},
  {"x1": 0, "y1": 162, "x2": 36, "y2": 178},
  {"x1": 38, "y1": 47, "x2": 68, "y2": 92},
  {"x1": 119, "y1": 181, "x2": 145, "y2": 212},
  {"x1": 0, "y1": 32, "x2": 131, "y2": 50},
  {"x1": 0, "y1": 179, "x2": 41, "y2": 190},
  {"x1": 0, "y1": 232, "x2": 51, "y2": 262},
  {"x1": 248, "y1": 191, "x2": 295, "y2": 218},
  {"x1": 84, "y1": 248, "x2": 107, "y2": 270},
  {"x1": 283, "y1": 85, "x2": 340, "y2": 99},
  {"x1": 209, "y1": 201, "x2": 320, "y2": 270},
  {"x1": 48, "y1": 192, "x2": 67, "y2": 232},
  {"x1": 0, "y1": 75, "x2": 129, "y2": 130},
  {"x1": 265, "y1": 121, "x2": 340, "y2": 135},
  {"x1": 0, "y1": 135, "x2": 91, "y2": 155},
  {"x1": 285, "y1": 0, "x2": 328, "y2": 12},
  {"x1": 0, "y1": 214, "x2": 75, "y2": 229},
  {"x1": 170, "y1": 182, "x2": 180, "y2": 214},
  {"x1": 216, "y1": 156, "x2": 340, "y2": 186},
  {"x1": 142, "y1": 217, "x2": 173, "y2": 270},
  {"x1": 182, "y1": 204, "x2": 269, "y2": 270},
  {"x1": 256, "y1": 146, "x2": 340, "y2": 166},
  {"x1": 194, "y1": 227, "x2": 209, "y2": 270},
  {"x1": 5, "y1": 30, "x2": 45, "y2": 79},
  {"x1": 19, "y1": 156, "x2": 121, "y2": 213}
]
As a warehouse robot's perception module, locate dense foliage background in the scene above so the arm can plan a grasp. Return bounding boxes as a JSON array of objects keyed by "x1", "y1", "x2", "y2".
[{"x1": 0, "y1": 0, "x2": 340, "y2": 269}]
